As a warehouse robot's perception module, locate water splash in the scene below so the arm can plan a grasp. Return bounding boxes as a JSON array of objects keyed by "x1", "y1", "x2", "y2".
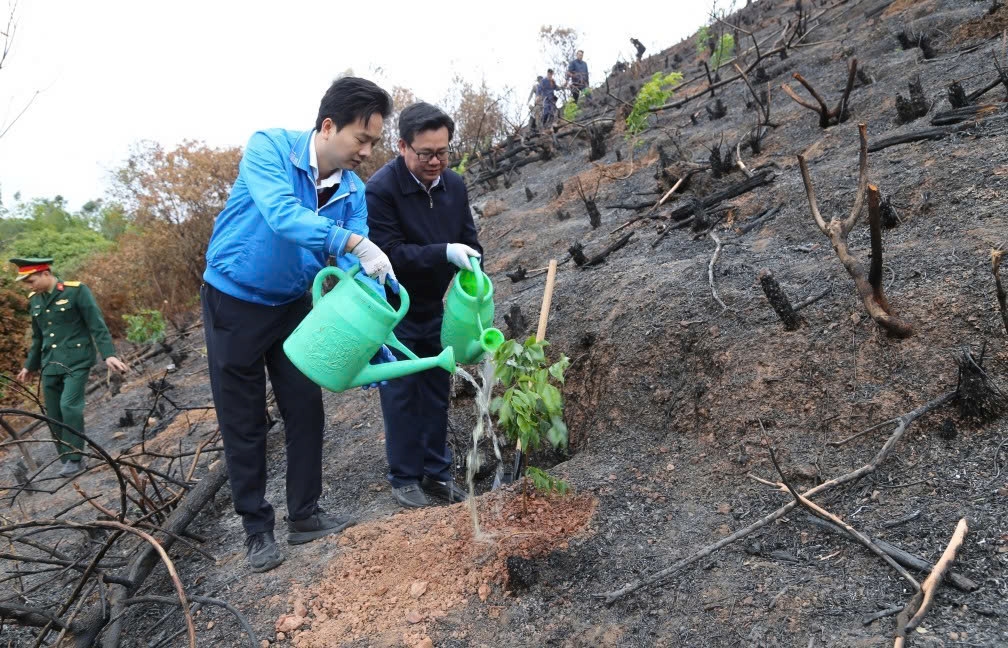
[{"x1": 455, "y1": 355, "x2": 501, "y2": 539}]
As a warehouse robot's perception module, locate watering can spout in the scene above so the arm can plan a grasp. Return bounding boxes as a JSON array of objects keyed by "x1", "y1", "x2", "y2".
[{"x1": 348, "y1": 347, "x2": 456, "y2": 389}]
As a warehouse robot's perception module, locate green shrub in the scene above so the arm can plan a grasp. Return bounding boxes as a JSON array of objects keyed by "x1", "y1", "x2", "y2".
[
  {"x1": 625, "y1": 71, "x2": 684, "y2": 140},
  {"x1": 490, "y1": 336, "x2": 571, "y2": 495},
  {"x1": 562, "y1": 99, "x2": 580, "y2": 122},
  {"x1": 711, "y1": 33, "x2": 735, "y2": 70},
  {"x1": 123, "y1": 309, "x2": 166, "y2": 345}
]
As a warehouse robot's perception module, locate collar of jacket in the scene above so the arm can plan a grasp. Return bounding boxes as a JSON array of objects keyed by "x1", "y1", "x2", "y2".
[
  {"x1": 393, "y1": 155, "x2": 447, "y2": 196},
  {"x1": 288, "y1": 130, "x2": 359, "y2": 195}
]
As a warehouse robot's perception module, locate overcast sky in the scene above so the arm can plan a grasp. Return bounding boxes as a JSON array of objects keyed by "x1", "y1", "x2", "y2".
[{"x1": 0, "y1": 0, "x2": 712, "y2": 210}]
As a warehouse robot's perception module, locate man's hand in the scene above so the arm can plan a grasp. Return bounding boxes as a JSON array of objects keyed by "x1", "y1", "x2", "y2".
[
  {"x1": 106, "y1": 357, "x2": 128, "y2": 373},
  {"x1": 16, "y1": 368, "x2": 30, "y2": 382},
  {"x1": 351, "y1": 238, "x2": 398, "y2": 288},
  {"x1": 446, "y1": 243, "x2": 481, "y2": 271}
]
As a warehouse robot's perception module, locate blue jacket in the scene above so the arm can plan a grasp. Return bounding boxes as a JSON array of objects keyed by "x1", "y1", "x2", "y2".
[
  {"x1": 567, "y1": 59, "x2": 589, "y2": 88},
  {"x1": 204, "y1": 128, "x2": 378, "y2": 305}
]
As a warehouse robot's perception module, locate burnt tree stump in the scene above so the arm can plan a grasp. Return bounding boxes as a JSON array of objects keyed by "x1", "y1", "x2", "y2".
[
  {"x1": 759, "y1": 269, "x2": 802, "y2": 330},
  {"x1": 896, "y1": 76, "x2": 929, "y2": 124},
  {"x1": 504, "y1": 304, "x2": 528, "y2": 338}
]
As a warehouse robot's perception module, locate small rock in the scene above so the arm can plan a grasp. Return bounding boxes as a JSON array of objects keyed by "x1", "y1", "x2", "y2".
[
  {"x1": 871, "y1": 490, "x2": 881, "y2": 502},
  {"x1": 275, "y1": 614, "x2": 304, "y2": 633},
  {"x1": 717, "y1": 503, "x2": 732, "y2": 514},
  {"x1": 406, "y1": 609, "x2": 423, "y2": 624},
  {"x1": 416, "y1": 638, "x2": 434, "y2": 648},
  {"x1": 293, "y1": 600, "x2": 307, "y2": 618},
  {"x1": 147, "y1": 417, "x2": 158, "y2": 426},
  {"x1": 851, "y1": 313, "x2": 861, "y2": 325},
  {"x1": 409, "y1": 581, "x2": 428, "y2": 599},
  {"x1": 949, "y1": 632, "x2": 959, "y2": 641},
  {"x1": 607, "y1": 473, "x2": 617, "y2": 481},
  {"x1": 277, "y1": 633, "x2": 286, "y2": 642},
  {"x1": 261, "y1": 641, "x2": 270, "y2": 648},
  {"x1": 207, "y1": 621, "x2": 215, "y2": 630},
  {"x1": 478, "y1": 583, "x2": 491, "y2": 602}
]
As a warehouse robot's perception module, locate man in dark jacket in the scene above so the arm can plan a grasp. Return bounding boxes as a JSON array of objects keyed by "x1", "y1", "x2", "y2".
[
  {"x1": 366, "y1": 102, "x2": 482, "y2": 508},
  {"x1": 566, "y1": 50, "x2": 589, "y2": 103},
  {"x1": 202, "y1": 76, "x2": 395, "y2": 572}
]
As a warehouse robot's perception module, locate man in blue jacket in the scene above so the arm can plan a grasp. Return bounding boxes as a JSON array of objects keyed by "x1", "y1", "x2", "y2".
[
  {"x1": 202, "y1": 76, "x2": 395, "y2": 572},
  {"x1": 366, "y1": 102, "x2": 482, "y2": 508}
]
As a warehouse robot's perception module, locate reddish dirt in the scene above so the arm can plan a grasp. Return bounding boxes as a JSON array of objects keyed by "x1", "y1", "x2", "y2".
[{"x1": 287, "y1": 491, "x2": 596, "y2": 647}]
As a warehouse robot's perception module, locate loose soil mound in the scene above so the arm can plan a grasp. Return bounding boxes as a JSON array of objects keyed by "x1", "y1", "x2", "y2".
[{"x1": 291, "y1": 490, "x2": 596, "y2": 647}]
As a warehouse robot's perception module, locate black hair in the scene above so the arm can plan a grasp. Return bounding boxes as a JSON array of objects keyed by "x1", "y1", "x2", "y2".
[
  {"x1": 316, "y1": 76, "x2": 392, "y2": 132},
  {"x1": 547, "y1": 68, "x2": 555, "y2": 74},
  {"x1": 397, "y1": 102, "x2": 455, "y2": 144}
]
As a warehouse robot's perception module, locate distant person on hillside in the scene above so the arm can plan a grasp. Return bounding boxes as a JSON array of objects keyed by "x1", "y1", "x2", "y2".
[
  {"x1": 527, "y1": 75, "x2": 544, "y2": 133},
  {"x1": 365, "y1": 102, "x2": 483, "y2": 509},
  {"x1": 631, "y1": 37, "x2": 646, "y2": 61},
  {"x1": 539, "y1": 69, "x2": 559, "y2": 127},
  {"x1": 201, "y1": 76, "x2": 395, "y2": 573},
  {"x1": 11, "y1": 256, "x2": 128, "y2": 477},
  {"x1": 566, "y1": 50, "x2": 589, "y2": 103}
]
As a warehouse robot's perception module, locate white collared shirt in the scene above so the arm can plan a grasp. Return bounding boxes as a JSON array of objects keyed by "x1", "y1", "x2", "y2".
[
  {"x1": 309, "y1": 131, "x2": 343, "y2": 191},
  {"x1": 408, "y1": 169, "x2": 441, "y2": 191}
]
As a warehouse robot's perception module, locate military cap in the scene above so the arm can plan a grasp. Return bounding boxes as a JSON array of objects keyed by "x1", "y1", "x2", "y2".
[{"x1": 10, "y1": 257, "x2": 54, "y2": 281}]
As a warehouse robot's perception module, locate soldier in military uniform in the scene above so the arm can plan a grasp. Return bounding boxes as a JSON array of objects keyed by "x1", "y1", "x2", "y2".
[{"x1": 11, "y1": 257, "x2": 128, "y2": 477}]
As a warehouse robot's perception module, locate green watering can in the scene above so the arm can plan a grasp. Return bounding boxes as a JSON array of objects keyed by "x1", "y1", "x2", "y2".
[
  {"x1": 440, "y1": 257, "x2": 505, "y2": 364},
  {"x1": 284, "y1": 265, "x2": 455, "y2": 393}
]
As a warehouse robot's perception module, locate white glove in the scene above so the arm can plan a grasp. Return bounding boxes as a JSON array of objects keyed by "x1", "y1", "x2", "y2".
[
  {"x1": 351, "y1": 238, "x2": 397, "y2": 285},
  {"x1": 446, "y1": 243, "x2": 481, "y2": 271}
]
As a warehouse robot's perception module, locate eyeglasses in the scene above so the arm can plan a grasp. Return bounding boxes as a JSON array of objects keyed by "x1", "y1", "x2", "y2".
[{"x1": 408, "y1": 143, "x2": 450, "y2": 163}]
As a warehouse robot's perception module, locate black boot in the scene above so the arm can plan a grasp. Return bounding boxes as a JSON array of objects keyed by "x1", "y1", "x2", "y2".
[
  {"x1": 245, "y1": 530, "x2": 283, "y2": 572},
  {"x1": 287, "y1": 507, "x2": 353, "y2": 545}
]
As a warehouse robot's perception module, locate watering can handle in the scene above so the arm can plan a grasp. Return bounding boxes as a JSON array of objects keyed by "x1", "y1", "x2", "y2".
[
  {"x1": 311, "y1": 264, "x2": 411, "y2": 320},
  {"x1": 470, "y1": 256, "x2": 486, "y2": 302}
]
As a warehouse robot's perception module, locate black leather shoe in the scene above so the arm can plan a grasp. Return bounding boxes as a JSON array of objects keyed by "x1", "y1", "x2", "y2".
[
  {"x1": 392, "y1": 483, "x2": 430, "y2": 508},
  {"x1": 287, "y1": 508, "x2": 353, "y2": 545},
  {"x1": 245, "y1": 531, "x2": 283, "y2": 572},
  {"x1": 421, "y1": 476, "x2": 469, "y2": 503}
]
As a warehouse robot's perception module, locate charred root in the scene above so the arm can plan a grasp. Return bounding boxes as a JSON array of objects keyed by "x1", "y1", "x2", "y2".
[
  {"x1": 759, "y1": 269, "x2": 802, "y2": 330},
  {"x1": 706, "y1": 98, "x2": 728, "y2": 120},
  {"x1": 947, "y1": 81, "x2": 969, "y2": 108},
  {"x1": 956, "y1": 344, "x2": 1006, "y2": 422},
  {"x1": 896, "y1": 76, "x2": 930, "y2": 124},
  {"x1": 506, "y1": 266, "x2": 528, "y2": 283},
  {"x1": 504, "y1": 304, "x2": 528, "y2": 338}
]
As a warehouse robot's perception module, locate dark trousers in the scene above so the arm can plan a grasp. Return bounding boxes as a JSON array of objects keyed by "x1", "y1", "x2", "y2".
[
  {"x1": 42, "y1": 369, "x2": 88, "y2": 463},
  {"x1": 378, "y1": 333, "x2": 452, "y2": 488},
  {"x1": 201, "y1": 283, "x2": 324, "y2": 535}
]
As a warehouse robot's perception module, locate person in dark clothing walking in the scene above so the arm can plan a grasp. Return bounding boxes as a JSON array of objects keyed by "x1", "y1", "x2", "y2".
[
  {"x1": 366, "y1": 102, "x2": 483, "y2": 508},
  {"x1": 539, "y1": 69, "x2": 559, "y2": 128},
  {"x1": 566, "y1": 50, "x2": 589, "y2": 103},
  {"x1": 202, "y1": 76, "x2": 395, "y2": 572}
]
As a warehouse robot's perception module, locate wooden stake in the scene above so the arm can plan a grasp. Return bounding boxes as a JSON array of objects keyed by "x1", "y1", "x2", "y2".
[{"x1": 536, "y1": 259, "x2": 558, "y2": 342}]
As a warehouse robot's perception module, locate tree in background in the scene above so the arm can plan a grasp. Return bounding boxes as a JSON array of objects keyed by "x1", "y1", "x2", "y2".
[
  {"x1": 1, "y1": 196, "x2": 114, "y2": 278},
  {"x1": 82, "y1": 140, "x2": 241, "y2": 333},
  {"x1": 357, "y1": 85, "x2": 417, "y2": 180},
  {"x1": 538, "y1": 25, "x2": 579, "y2": 84},
  {"x1": 443, "y1": 74, "x2": 507, "y2": 157}
]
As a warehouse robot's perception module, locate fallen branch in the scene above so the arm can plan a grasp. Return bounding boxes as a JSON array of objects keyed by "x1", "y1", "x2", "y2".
[
  {"x1": 993, "y1": 248, "x2": 1007, "y2": 335},
  {"x1": 763, "y1": 435, "x2": 920, "y2": 592},
  {"x1": 736, "y1": 204, "x2": 781, "y2": 234},
  {"x1": 596, "y1": 390, "x2": 955, "y2": 604},
  {"x1": 869, "y1": 112, "x2": 1008, "y2": 152},
  {"x1": 893, "y1": 519, "x2": 969, "y2": 648},
  {"x1": 930, "y1": 104, "x2": 999, "y2": 126},
  {"x1": 802, "y1": 514, "x2": 977, "y2": 592},
  {"x1": 572, "y1": 233, "x2": 635, "y2": 267},
  {"x1": 798, "y1": 124, "x2": 912, "y2": 337},
  {"x1": 665, "y1": 169, "x2": 775, "y2": 221},
  {"x1": 708, "y1": 233, "x2": 729, "y2": 311},
  {"x1": 794, "y1": 287, "x2": 831, "y2": 311},
  {"x1": 610, "y1": 175, "x2": 689, "y2": 235}
]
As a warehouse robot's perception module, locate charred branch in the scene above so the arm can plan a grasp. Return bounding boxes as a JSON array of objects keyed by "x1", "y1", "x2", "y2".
[
  {"x1": 665, "y1": 169, "x2": 775, "y2": 221},
  {"x1": 574, "y1": 177, "x2": 602, "y2": 229},
  {"x1": 797, "y1": 123, "x2": 912, "y2": 337},
  {"x1": 737, "y1": 204, "x2": 781, "y2": 234},
  {"x1": 957, "y1": 345, "x2": 1006, "y2": 422},
  {"x1": 781, "y1": 58, "x2": 858, "y2": 128},
  {"x1": 931, "y1": 104, "x2": 1000, "y2": 126}
]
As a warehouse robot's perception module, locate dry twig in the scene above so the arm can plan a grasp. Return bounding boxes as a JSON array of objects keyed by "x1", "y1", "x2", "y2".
[{"x1": 782, "y1": 58, "x2": 858, "y2": 128}]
